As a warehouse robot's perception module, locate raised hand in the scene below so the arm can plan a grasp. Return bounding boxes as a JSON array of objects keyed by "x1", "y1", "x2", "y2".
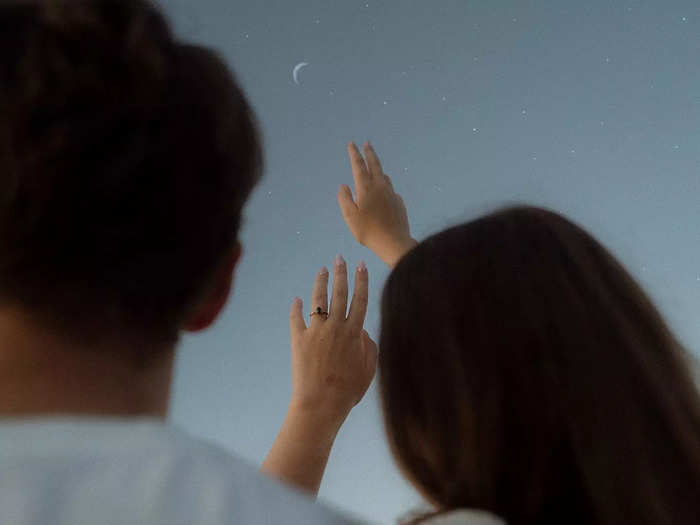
[
  {"x1": 288, "y1": 254, "x2": 377, "y2": 421},
  {"x1": 261, "y1": 256, "x2": 378, "y2": 496},
  {"x1": 338, "y1": 142, "x2": 417, "y2": 268}
]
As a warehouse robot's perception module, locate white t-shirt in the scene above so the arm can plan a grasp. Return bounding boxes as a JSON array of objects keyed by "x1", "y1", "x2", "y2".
[{"x1": 0, "y1": 416, "x2": 363, "y2": 525}]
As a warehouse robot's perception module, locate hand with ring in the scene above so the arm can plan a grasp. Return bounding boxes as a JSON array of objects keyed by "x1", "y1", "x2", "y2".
[
  {"x1": 263, "y1": 142, "x2": 400, "y2": 494},
  {"x1": 288, "y1": 254, "x2": 378, "y2": 426}
]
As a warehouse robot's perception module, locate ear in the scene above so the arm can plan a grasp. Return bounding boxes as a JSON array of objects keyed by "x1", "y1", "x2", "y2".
[{"x1": 182, "y1": 242, "x2": 242, "y2": 333}]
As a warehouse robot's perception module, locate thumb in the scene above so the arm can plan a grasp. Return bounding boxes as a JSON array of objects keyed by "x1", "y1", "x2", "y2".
[
  {"x1": 362, "y1": 329, "x2": 378, "y2": 361},
  {"x1": 337, "y1": 184, "x2": 359, "y2": 225}
]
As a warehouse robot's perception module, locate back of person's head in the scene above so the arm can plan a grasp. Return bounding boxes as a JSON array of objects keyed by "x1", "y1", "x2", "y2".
[
  {"x1": 378, "y1": 205, "x2": 700, "y2": 524},
  {"x1": 0, "y1": 0, "x2": 263, "y2": 353}
]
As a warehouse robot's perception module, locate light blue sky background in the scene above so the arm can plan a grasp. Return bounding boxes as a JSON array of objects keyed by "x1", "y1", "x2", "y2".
[{"x1": 160, "y1": 1, "x2": 700, "y2": 523}]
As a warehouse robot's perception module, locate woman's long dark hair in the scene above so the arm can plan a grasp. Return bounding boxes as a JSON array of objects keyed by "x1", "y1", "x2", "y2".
[{"x1": 378, "y1": 205, "x2": 700, "y2": 524}]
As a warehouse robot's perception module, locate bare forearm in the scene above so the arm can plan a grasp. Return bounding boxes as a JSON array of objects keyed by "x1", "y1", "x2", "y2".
[
  {"x1": 261, "y1": 236, "x2": 417, "y2": 491},
  {"x1": 260, "y1": 405, "x2": 343, "y2": 497}
]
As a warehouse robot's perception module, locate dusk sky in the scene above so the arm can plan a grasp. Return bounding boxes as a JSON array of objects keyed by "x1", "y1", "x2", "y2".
[{"x1": 158, "y1": 1, "x2": 700, "y2": 523}]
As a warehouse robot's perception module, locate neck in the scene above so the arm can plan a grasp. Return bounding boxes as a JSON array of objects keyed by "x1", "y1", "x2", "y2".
[{"x1": 0, "y1": 306, "x2": 176, "y2": 420}]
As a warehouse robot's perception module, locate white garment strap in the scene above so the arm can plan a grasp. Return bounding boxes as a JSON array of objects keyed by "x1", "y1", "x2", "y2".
[{"x1": 422, "y1": 509, "x2": 506, "y2": 525}]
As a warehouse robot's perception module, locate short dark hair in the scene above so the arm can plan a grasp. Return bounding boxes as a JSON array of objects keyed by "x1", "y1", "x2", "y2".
[
  {"x1": 0, "y1": 0, "x2": 264, "y2": 352},
  {"x1": 379, "y1": 205, "x2": 700, "y2": 524}
]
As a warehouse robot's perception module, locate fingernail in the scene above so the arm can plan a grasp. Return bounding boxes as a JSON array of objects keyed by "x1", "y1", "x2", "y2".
[
  {"x1": 358, "y1": 260, "x2": 366, "y2": 272},
  {"x1": 319, "y1": 266, "x2": 328, "y2": 275},
  {"x1": 335, "y1": 254, "x2": 345, "y2": 266}
]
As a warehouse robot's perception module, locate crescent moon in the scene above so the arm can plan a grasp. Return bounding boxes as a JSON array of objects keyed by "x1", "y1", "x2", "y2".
[{"x1": 293, "y1": 62, "x2": 309, "y2": 85}]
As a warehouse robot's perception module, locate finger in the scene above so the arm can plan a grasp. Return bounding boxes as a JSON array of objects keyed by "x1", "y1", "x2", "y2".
[
  {"x1": 347, "y1": 141, "x2": 370, "y2": 197},
  {"x1": 289, "y1": 297, "x2": 306, "y2": 338},
  {"x1": 347, "y1": 263, "x2": 368, "y2": 331},
  {"x1": 384, "y1": 174, "x2": 394, "y2": 191},
  {"x1": 364, "y1": 142, "x2": 384, "y2": 178},
  {"x1": 310, "y1": 266, "x2": 329, "y2": 327},
  {"x1": 337, "y1": 184, "x2": 359, "y2": 223},
  {"x1": 329, "y1": 255, "x2": 348, "y2": 321}
]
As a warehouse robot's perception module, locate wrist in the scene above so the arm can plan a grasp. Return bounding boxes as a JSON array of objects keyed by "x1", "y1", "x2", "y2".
[
  {"x1": 287, "y1": 398, "x2": 347, "y2": 436},
  {"x1": 381, "y1": 236, "x2": 418, "y2": 268}
]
